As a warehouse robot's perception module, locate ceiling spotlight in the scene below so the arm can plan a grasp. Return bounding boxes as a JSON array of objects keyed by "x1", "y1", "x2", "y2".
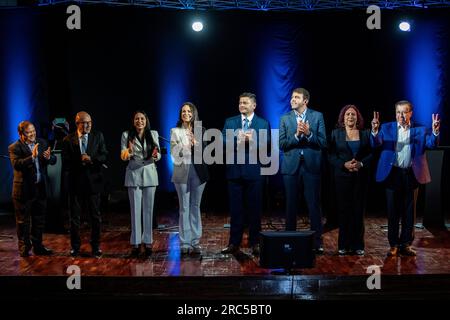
[
  {"x1": 192, "y1": 21, "x2": 203, "y2": 32},
  {"x1": 399, "y1": 21, "x2": 411, "y2": 32}
]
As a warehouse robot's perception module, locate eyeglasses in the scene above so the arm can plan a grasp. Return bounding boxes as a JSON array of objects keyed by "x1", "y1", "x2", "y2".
[{"x1": 77, "y1": 121, "x2": 92, "y2": 125}]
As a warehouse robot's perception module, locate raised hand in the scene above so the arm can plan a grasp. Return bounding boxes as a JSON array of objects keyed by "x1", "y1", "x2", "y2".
[
  {"x1": 32, "y1": 143, "x2": 39, "y2": 158},
  {"x1": 43, "y1": 147, "x2": 51, "y2": 160},
  {"x1": 244, "y1": 129, "x2": 255, "y2": 142},
  {"x1": 303, "y1": 120, "x2": 310, "y2": 136},
  {"x1": 297, "y1": 121, "x2": 310, "y2": 137},
  {"x1": 128, "y1": 140, "x2": 135, "y2": 156},
  {"x1": 152, "y1": 146, "x2": 159, "y2": 159},
  {"x1": 237, "y1": 129, "x2": 246, "y2": 144},
  {"x1": 186, "y1": 129, "x2": 197, "y2": 146},
  {"x1": 432, "y1": 113, "x2": 440, "y2": 134},
  {"x1": 371, "y1": 111, "x2": 380, "y2": 134}
]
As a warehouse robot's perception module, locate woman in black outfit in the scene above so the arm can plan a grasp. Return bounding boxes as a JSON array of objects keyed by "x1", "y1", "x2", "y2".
[{"x1": 329, "y1": 105, "x2": 373, "y2": 256}]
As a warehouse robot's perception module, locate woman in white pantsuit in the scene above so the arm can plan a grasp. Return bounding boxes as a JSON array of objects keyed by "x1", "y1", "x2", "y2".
[
  {"x1": 121, "y1": 110, "x2": 161, "y2": 258},
  {"x1": 171, "y1": 102, "x2": 209, "y2": 255}
]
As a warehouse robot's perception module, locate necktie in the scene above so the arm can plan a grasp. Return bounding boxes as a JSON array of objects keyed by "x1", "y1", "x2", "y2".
[
  {"x1": 297, "y1": 112, "x2": 305, "y2": 124},
  {"x1": 81, "y1": 135, "x2": 87, "y2": 154},
  {"x1": 243, "y1": 118, "x2": 249, "y2": 131},
  {"x1": 29, "y1": 143, "x2": 41, "y2": 183}
]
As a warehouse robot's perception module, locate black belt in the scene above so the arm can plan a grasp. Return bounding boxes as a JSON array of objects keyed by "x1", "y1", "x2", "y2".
[{"x1": 392, "y1": 166, "x2": 412, "y2": 173}]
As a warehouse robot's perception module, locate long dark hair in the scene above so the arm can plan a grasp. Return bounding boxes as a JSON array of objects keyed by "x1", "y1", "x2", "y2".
[
  {"x1": 176, "y1": 102, "x2": 200, "y2": 128},
  {"x1": 128, "y1": 110, "x2": 158, "y2": 159},
  {"x1": 336, "y1": 104, "x2": 364, "y2": 130}
]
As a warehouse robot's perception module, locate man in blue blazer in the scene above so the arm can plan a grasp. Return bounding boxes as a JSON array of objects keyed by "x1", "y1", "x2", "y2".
[
  {"x1": 221, "y1": 92, "x2": 271, "y2": 256},
  {"x1": 279, "y1": 88, "x2": 327, "y2": 252},
  {"x1": 371, "y1": 100, "x2": 440, "y2": 256}
]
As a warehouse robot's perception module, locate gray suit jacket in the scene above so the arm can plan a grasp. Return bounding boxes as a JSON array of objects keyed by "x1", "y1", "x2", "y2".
[
  {"x1": 170, "y1": 127, "x2": 192, "y2": 184},
  {"x1": 121, "y1": 130, "x2": 161, "y2": 187},
  {"x1": 279, "y1": 109, "x2": 327, "y2": 175}
]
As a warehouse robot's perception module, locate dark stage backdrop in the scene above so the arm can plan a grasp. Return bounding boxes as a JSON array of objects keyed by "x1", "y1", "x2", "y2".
[{"x1": 1, "y1": 6, "x2": 449, "y2": 219}]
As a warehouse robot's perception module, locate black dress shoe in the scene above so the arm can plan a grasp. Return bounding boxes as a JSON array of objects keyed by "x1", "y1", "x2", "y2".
[
  {"x1": 92, "y1": 248, "x2": 103, "y2": 258},
  {"x1": 400, "y1": 246, "x2": 416, "y2": 256},
  {"x1": 252, "y1": 244, "x2": 260, "y2": 256},
  {"x1": 221, "y1": 244, "x2": 239, "y2": 254},
  {"x1": 19, "y1": 250, "x2": 31, "y2": 257},
  {"x1": 33, "y1": 246, "x2": 53, "y2": 256},
  {"x1": 70, "y1": 249, "x2": 80, "y2": 257},
  {"x1": 145, "y1": 247, "x2": 152, "y2": 258},
  {"x1": 129, "y1": 247, "x2": 140, "y2": 258}
]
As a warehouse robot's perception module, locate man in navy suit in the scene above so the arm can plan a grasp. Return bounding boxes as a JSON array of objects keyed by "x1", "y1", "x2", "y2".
[
  {"x1": 221, "y1": 92, "x2": 270, "y2": 256},
  {"x1": 371, "y1": 101, "x2": 440, "y2": 257},
  {"x1": 9, "y1": 121, "x2": 57, "y2": 257},
  {"x1": 279, "y1": 88, "x2": 327, "y2": 252}
]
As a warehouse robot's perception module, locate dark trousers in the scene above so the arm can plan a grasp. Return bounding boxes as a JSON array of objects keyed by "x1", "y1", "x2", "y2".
[
  {"x1": 227, "y1": 178, "x2": 262, "y2": 247},
  {"x1": 69, "y1": 192, "x2": 102, "y2": 250},
  {"x1": 13, "y1": 182, "x2": 47, "y2": 253},
  {"x1": 335, "y1": 173, "x2": 367, "y2": 251},
  {"x1": 385, "y1": 167, "x2": 419, "y2": 248},
  {"x1": 283, "y1": 161, "x2": 323, "y2": 248}
]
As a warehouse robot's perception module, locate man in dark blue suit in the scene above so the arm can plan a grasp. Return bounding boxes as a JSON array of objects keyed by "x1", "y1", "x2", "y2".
[
  {"x1": 371, "y1": 101, "x2": 440, "y2": 257},
  {"x1": 9, "y1": 121, "x2": 57, "y2": 257},
  {"x1": 221, "y1": 92, "x2": 271, "y2": 256},
  {"x1": 279, "y1": 88, "x2": 327, "y2": 252}
]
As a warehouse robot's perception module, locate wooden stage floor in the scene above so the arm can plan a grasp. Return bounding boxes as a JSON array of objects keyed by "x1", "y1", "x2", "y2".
[{"x1": 0, "y1": 212, "x2": 449, "y2": 300}]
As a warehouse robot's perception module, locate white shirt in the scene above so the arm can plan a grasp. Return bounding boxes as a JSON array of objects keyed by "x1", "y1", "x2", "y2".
[
  {"x1": 395, "y1": 123, "x2": 412, "y2": 168},
  {"x1": 78, "y1": 132, "x2": 88, "y2": 154}
]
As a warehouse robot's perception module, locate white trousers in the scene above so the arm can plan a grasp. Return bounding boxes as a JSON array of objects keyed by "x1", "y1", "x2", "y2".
[
  {"x1": 174, "y1": 167, "x2": 206, "y2": 249},
  {"x1": 128, "y1": 186, "x2": 156, "y2": 245}
]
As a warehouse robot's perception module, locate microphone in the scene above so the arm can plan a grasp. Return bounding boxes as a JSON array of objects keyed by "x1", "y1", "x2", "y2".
[
  {"x1": 0, "y1": 155, "x2": 10, "y2": 159},
  {"x1": 158, "y1": 136, "x2": 170, "y2": 143}
]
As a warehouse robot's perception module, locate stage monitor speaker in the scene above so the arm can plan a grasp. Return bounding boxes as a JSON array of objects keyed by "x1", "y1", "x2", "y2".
[{"x1": 259, "y1": 231, "x2": 315, "y2": 269}]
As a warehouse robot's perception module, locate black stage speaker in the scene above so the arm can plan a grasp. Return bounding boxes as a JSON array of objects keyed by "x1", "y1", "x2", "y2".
[{"x1": 259, "y1": 231, "x2": 315, "y2": 269}]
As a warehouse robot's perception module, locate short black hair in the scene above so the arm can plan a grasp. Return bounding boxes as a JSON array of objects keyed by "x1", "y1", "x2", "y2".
[
  {"x1": 395, "y1": 100, "x2": 413, "y2": 112},
  {"x1": 239, "y1": 92, "x2": 257, "y2": 104}
]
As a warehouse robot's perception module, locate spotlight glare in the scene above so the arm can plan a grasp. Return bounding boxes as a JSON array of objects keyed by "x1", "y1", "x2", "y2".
[
  {"x1": 192, "y1": 21, "x2": 203, "y2": 32},
  {"x1": 399, "y1": 21, "x2": 411, "y2": 32}
]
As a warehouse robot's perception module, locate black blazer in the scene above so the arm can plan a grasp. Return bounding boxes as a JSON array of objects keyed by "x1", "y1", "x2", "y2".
[
  {"x1": 62, "y1": 131, "x2": 108, "y2": 194},
  {"x1": 328, "y1": 128, "x2": 372, "y2": 177},
  {"x1": 8, "y1": 138, "x2": 57, "y2": 200}
]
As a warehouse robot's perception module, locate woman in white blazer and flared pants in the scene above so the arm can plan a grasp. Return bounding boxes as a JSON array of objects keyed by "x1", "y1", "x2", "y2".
[
  {"x1": 171, "y1": 102, "x2": 209, "y2": 255},
  {"x1": 121, "y1": 110, "x2": 161, "y2": 258}
]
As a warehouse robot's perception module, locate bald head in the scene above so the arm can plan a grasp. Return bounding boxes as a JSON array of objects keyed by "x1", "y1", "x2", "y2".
[{"x1": 75, "y1": 111, "x2": 92, "y2": 135}]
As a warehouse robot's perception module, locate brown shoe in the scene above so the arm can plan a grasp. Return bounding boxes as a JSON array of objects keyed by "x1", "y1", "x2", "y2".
[
  {"x1": 387, "y1": 247, "x2": 398, "y2": 257},
  {"x1": 400, "y1": 246, "x2": 416, "y2": 256},
  {"x1": 221, "y1": 244, "x2": 239, "y2": 254}
]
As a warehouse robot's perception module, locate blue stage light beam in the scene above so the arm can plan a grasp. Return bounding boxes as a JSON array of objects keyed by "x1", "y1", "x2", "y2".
[
  {"x1": 158, "y1": 46, "x2": 189, "y2": 192},
  {"x1": 406, "y1": 22, "x2": 442, "y2": 126},
  {"x1": 3, "y1": 13, "x2": 33, "y2": 144},
  {"x1": 257, "y1": 24, "x2": 300, "y2": 130}
]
